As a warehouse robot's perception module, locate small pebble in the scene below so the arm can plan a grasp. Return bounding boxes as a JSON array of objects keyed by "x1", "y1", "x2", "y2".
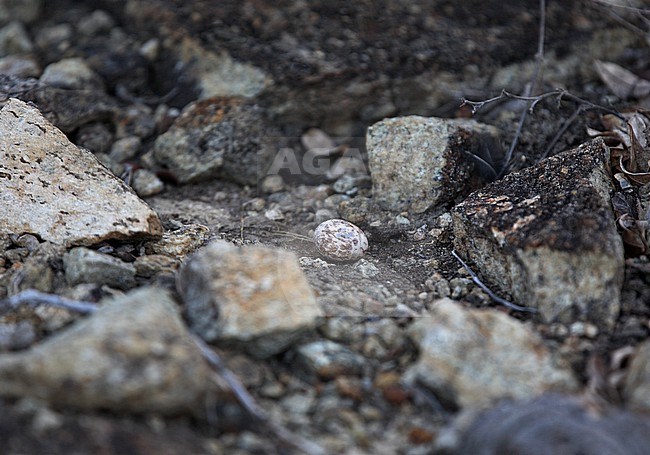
[{"x1": 313, "y1": 219, "x2": 368, "y2": 262}]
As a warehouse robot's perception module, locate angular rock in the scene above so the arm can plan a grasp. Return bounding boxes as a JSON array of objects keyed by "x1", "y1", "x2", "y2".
[
  {"x1": 177, "y1": 241, "x2": 322, "y2": 358},
  {"x1": 63, "y1": 247, "x2": 136, "y2": 290},
  {"x1": 367, "y1": 116, "x2": 502, "y2": 213},
  {"x1": 0, "y1": 98, "x2": 162, "y2": 246},
  {"x1": 452, "y1": 139, "x2": 624, "y2": 328},
  {"x1": 405, "y1": 299, "x2": 578, "y2": 409},
  {"x1": 0, "y1": 75, "x2": 117, "y2": 132},
  {"x1": 153, "y1": 97, "x2": 278, "y2": 185},
  {"x1": 0, "y1": 287, "x2": 215, "y2": 414},
  {"x1": 624, "y1": 339, "x2": 650, "y2": 413}
]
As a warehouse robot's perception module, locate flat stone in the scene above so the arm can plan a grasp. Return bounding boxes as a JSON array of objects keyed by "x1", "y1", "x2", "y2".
[
  {"x1": 0, "y1": 287, "x2": 215, "y2": 414},
  {"x1": 367, "y1": 116, "x2": 501, "y2": 213},
  {"x1": 153, "y1": 97, "x2": 278, "y2": 185},
  {"x1": 177, "y1": 240, "x2": 323, "y2": 358},
  {"x1": 63, "y1": 247, "x2": 137, "y2": 290},
  {"x1": 0, "y1": 98, "x2": 162, "y2": 246},
  {"x1": 452, "y1": 139, "x2": 624, "y2": 328},
  {"x1": 405, "y1": 299, "x2": 578, "y2": 409},
  {"x1": 624, "y1": 339, "x2": 650, "y2": 412}
]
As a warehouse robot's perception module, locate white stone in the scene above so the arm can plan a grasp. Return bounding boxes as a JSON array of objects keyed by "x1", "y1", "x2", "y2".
[{"x1": 0, "y1": 98, "x2": 163, "y2": 246}]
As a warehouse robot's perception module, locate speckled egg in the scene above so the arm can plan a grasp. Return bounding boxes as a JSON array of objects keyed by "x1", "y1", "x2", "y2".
[{"x1": 313, "y1": 219, "x2": 368, "y2": 261}]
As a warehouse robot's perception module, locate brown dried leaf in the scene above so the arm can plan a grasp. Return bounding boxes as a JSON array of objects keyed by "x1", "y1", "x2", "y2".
[
  {"x1": 595, "y1": 60, "x2": 650, "y2": 100},
  {"x1": 617, "y1": 213, "x2": 648, "y2": 253},
  {"x1": 619, "y1": 154, "x2": 650, "y2": 184}
]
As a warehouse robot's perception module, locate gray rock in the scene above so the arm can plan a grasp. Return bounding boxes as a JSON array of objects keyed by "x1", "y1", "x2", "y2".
[
  {"x1": 0, "y1": 98, "x2": 162, "y2": 246},
  {"x1": 0, "y1": 75, "x2": 117, "y2": 132},
  {"x1": 0, "y1": 54, "x2": 40, "y2": 77},
  {"x1": 452, "y1": 139, "x2": 624, "y2": 328},
  {"x1": 177, "y1": 241, "x2": 323, "y2": 358},
  {"x1": 0, "y1": 21, "x2": 33, "y2": 56},
  {"x1": 0, "y1": 321, "x2": 35, "y2": 351},
  {"x1": 367, "y1": 116, "x2": 502, "y2": 213},
  {"x1": 154, "y1": 29, "x2": 270, "y2": 99},
  {"x1": 0, "y1": 287, "x2": 215, "y2": 414},
  {"x1": 624, "y1": 340, "x2": 650, "y2": 412},
  {"x1": 76, "y1": 10, "x2": 115, "y2": 37},
  {"x1": 405, "y1": 299, "x2": 578, "y2": 409},
  {"x1": 131, "y1": 169, "x2": 164, "y2": 197},
  {"x1": 64, "y1": 247, "x2": 136, "y2": 290},
  {"x1": 109, "y1": 136, "x2": 141, "y2": 162},
  {"x1": 133, "y1": 254, "x2": 179, "y2": 278},
  {"x1": 296, "y1": 340, "x2": 366, "y2": 379},
  {"x1": 75, "y1": 123, "x2": 114, "y2": 154},
  {"x1": 0, "y1": 0, "x2": 42, "y2": 25},
  {"x1": 40, "y1": 57, "x2": 105, "y2": 91},
  {"x1": 153, "y1": 97, "x2": 278, "y2": 185}
]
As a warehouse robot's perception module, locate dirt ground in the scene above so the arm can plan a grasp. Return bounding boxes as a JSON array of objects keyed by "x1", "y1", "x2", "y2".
[{"x1": 1, "y1": 0, "x2": 649, "y2": 453}]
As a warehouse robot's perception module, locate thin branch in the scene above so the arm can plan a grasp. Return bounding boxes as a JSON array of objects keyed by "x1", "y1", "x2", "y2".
[
  {"x1": 538, "y1": 106, "x2": 584, "y2": 160},
  {"x1": 0, "y1": 289, "x2": 97, "y2": 315},
  {"x1": 451, "y1": 250, "x2": 538, "y2": 314},
  {"x1": 1, "y1": 289, "x2": 326, "y2": 455},
  {"x1": 496, "y1": 0, "x2": 546, "y2": 178},
  {"x1": 193, "y1": 335, "x2": 326, "y2": 455}
]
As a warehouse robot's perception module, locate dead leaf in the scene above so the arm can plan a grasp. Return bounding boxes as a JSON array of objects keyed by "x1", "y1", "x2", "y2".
[
  {"x1": 619, "y1": 154, "x2": 650, "y2": 184},
  {"x1": 595, "y1": 60, "x2": 650, "y2": 100},
  {"x1": 617, "y1": 213, "x2": 648, "y2": 253}
]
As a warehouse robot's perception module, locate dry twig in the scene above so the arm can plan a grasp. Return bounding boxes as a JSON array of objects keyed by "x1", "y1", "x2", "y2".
[
  {"x1": 0, "y1": 289, "x2": 326, "y2": 455},
  {"x1": 451, "y1": 250, "x2": 538, "y2": 314}
]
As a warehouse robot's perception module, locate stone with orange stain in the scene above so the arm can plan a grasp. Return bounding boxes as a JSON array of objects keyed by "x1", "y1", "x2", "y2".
[
  {"x1": 177, "y1": 240, "x2": 322, "y2": 358},
  {"x1": 452, "y1": 139, "x2": 623, "y2": 328}
]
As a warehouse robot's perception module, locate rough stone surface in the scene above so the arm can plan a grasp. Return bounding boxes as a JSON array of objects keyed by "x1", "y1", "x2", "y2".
[
  {"x1": 0, "y1": 75, "x2": 117, "y2": 132},
  {"x1": 131, "y1": 168, "x2": 164, "y2": 197},
  {"x1": 367, "y1": 116, "x2": 501, "y2": 213},
  {"x1": 63, "y1": 247, "x2": 136, "y2": 290},
  {"x1": 0, "y1": 287, "x2": 215, "y2": 413},
  {"x1": 153, "y1": 97, "x2": 278, "y2": 185},
  {"x1": 0, "y1": 98, "x2": 162, "y2": 246},
  {"x1": 624, "y1": 339, "x2": 650, "y2": 413},
  {"x1": 405, "y1": 299, "x2": 579, "y2": 409},
  {"x1": 145, "y1": 224, "x2": 209, "y2": 257},
  {"x1": 177, "y1": 240, "x2": 323, "y2": 358},
  {"x1": 452, "y1": 139, "x2": 624, "y2": 328}
]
